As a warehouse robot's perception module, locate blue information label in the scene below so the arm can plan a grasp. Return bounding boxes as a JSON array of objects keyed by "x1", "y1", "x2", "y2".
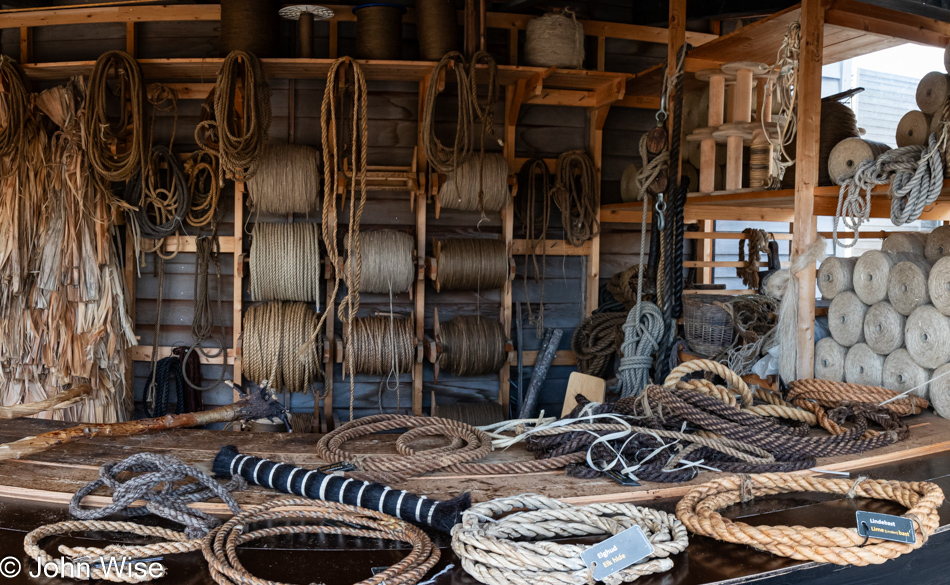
[
  {"x1": 580, "y1": 525, "x2": 655, "y2": 582},
  {"x1": 856, "y1": 511, "x2": 917, "y2": 544}
]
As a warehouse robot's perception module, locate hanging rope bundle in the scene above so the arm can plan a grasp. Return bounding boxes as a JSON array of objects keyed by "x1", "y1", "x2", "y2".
[
  {"x1": 243, "y1": 301, "x2": 322, "y2": 393},
  {"x1": 124, "y1": 145, "x2": 192, "y2": 241},
  {"x1": 439, "y1": 316, "x2": 507, "y2": 376},
  {"x1": 345, "y1": 315, "x2": 415, "y2": 375},
  {"x1": 523, "y1": 10, "x2": 585, "y2": 69},
  {"x1": 185, "y1": 151, "x2": 221, "y2": 228},
  {"x1": 213, "y1": 50, "x2": 272, "y2": 183},
  {"x1": 737, "y1": 229, "x2": 770, "y2": 289},
  {"x1": 571, "y1": 312, "x2": 626, "y2": 378},
  {"x1": 202, "y1": 498, "x2": 441, "y2": 585},
  {"x1": 761, "y1": 22, "x2": 800, "y2": 186},
  {"x1": 0, "y1": 56, "x2": 27, "y2": 161},
  {"x1": 676, "y1": 473, "x2": 943, "y2": 566},
  {"x1": 249, "y1": 221, "x2": 322, "y2": 303},
  {"x1": 436, "y1": 238, "x2": 509, "y2": 291},
  {"x1": 618, "y1": 302, "x2": 664, "y2": 397},
  {"x1": 438, "y1": 152, "x2": 511, "y2": 213},
  {"x1": 85, "y1": 50, "x2": 148, "y2": 183},
  {"x1": 552, "y1": 149, "x2": 600, "y2": 246},
  {"x1": 517, "y1": 158, "x2": 552, "y2": 336},
  {"x1": 246, "y1": 142, "x2": 321, "y2": 214},
  {"x1": 452, "y1": 495, "x2": 687, "y2": 585},
  {"x1": 350, "y1": 229, "x2": 415, "y2": 294},
  {"x1": 143, "y1": 355, "x2": 187, "y2": 417}
]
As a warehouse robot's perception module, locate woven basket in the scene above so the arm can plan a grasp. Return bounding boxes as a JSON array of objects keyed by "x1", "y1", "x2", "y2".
[{"x1": 684, "y1": 295, "x2": 734, "y2": 357}]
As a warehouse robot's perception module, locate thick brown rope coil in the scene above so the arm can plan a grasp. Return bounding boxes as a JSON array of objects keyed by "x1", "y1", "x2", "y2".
[
  {"x1": 345, "y1": 315, "x2": 415, "y2": 375},
  {"x1": 243, "y1": 301, "x2": 322, "y2": 393},
  {"x1": 202, "y1": 498, "x2": 440, "y2": 585},
  {"x1": 676, "y1": 473, "x2": 944, "y2": 566},
  {"x1": 0, "y1": 56, "x2": 27, "y2": 161},
  {"x1": 249, "y1": 221, "x2": 322, "y2": 303},
  {"x1": 436, "y1": 238, "x2": 509, "y2": 291},
  {"x1": 452, "y1": 494, "x2": 688, "y2": 585},
  {"x1": 214, "y1": 51, "x2": 272, "y2": 183},
  {"x1": 185, "y1": 151, "x2": 220, "y2": 228},
  {"x1": 439, "y1": 316, "x2": 508, "y2": 376},
  {"x1": 737, "y1": 229, "x2": 769, "y2": 289},
  {"x1": 85, "y1": 50, "x2": 147, "y2": 183},
  {"x1": 571, "y1": 312, "x2": 626, "y2": 378},
  {"x1": 246, "y1": 142, "x2": 321, "y2": 214},
  {"x1": 350, "y1": 230, "x2": 415, "y2": 294},
  {"x1": 552, "y1": 149, "x2": 600, "y2": 246}
]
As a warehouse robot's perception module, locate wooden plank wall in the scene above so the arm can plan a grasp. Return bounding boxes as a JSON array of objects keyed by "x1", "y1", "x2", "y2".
[{"x1": 0, "y1": 16, "x2": 666, "y2": 421}]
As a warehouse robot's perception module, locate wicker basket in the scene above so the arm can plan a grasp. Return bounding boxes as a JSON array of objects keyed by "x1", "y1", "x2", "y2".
[{"x1": 683, "y1": 295, "x2": 734, "y2": 357}]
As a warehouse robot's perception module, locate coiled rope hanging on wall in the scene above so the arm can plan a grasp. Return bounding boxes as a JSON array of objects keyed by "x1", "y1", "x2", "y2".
[
  {"x1": 516, "y1": 158, "x2": 552, "y2": 336},
  {"x1": 213, "y1": 50, "x2": 272, "y2": 183},
  {"x1": 124, "y1": 145, "x2": 192, "y2": 241},
  {"x1": 185, "y1": 151, "x2": 221, "y2": 228},
  {"x1": 552, "y1": 149, "x2": 600, "y2": 246}
]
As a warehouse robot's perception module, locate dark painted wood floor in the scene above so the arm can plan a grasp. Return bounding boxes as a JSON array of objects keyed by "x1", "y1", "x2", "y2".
[{"x1": 1, "y1": 455, "x2": 949, "y2": 584}]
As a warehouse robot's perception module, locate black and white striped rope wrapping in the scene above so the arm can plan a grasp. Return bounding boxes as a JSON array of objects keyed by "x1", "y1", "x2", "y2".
[{"x1": 212, "y1": 445, "x2": 470, "y2": 534}]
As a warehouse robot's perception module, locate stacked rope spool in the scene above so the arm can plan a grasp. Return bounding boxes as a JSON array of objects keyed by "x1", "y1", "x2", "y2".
[{"x1": 817, "y1": 229, "x2": 950, "y2": 417}]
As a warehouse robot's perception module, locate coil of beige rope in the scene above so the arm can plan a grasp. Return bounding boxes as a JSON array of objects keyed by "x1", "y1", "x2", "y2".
[
  {"x1": 676, "y1": 473, "x2": 944, "y2": 565},
  {"x1": 452, "y1": 494, "x2": 688, "y2": 585},
  {"x1": 213, "y1": 50, "x2": 272, "y2": 183},
  {"x1": 202, "y1": 498, "x2": 440, "y2": 585},
  {"x1": 665, "y1": 359, "x2": 817, "y2": 425},
  {"x1": 552, "y1": 150, "x2": 600, "y2": 246}
]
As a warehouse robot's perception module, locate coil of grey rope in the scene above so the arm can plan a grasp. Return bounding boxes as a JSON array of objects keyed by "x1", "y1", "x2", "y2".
[{"x1": 618, "y1": 301, "x2": 664, "y2": 397}]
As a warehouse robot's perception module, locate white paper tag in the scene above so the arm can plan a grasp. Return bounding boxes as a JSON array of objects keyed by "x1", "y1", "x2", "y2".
[{"x1": 580, "y1": 525, "x2": 655, "y2": 582}]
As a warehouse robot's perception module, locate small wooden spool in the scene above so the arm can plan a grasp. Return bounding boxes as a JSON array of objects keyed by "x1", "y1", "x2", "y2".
[
  {"x1": 695, "y1": 68, "x2": 733, "y2": 194},
  {"x1": 827, "y1": 137, "x2": 891, "y2": 185},
  {"x1": 279, "y1": 5, "x2": 335, "y2": 58},
  {"x1": 896, "y1": 110, "x2": 932, "y2": 147},
  {"x1": 917, "y1": 71, "x2": 950, "y2": 115},
  {"x1": 720, "y1": 62, "x2": 767, "y2": 191}
]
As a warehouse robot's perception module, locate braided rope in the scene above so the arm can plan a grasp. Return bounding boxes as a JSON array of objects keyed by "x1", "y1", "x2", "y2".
[
  {"x1": 664, "y1": 359, "x2": 754, "y2": 408},
  {"x1": 676, "y1": 473, "x2": 944, "y2": 566},
  {"x1": 787, "y1": 378, "x2": 929, "y2": 416},
  {"x1": 618, "y1": 301, "x2": 663, "y2": 397},
  {"x1": 451, "y1": 494, "x2": 687, "y2": 585}
]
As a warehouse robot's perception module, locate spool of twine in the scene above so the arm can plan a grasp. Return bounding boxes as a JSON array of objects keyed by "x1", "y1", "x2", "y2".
[
  {"x1": 439, "y1": 316, "x2": 508, "y2": 376},
  {"x1": 524, "y1": 10, "x2": 585, "y2": 69},
  {"x1": 827, "y1": 138, "x2": 891, "y2": 185},
  {"x1": 828, "y1": 291, "x2": 868, "y2": 347},
  {"x1": 439, "y1": 153, "x2": 510, "y2": 213},
  {"x1": 917, "y1": 71, "x2": 950, "y2": 115},
  {"x1": 882, "y1": 231, "x2": 927, "y2": 255},
  {"x1": 249, "y1": 222, "x2": 322, "y2": 304},
  {"x1": 864, "y1": 301, "x2": 906, "y2": 355},
  {"x1": 435, "y1": 402, "x2": 506, "y2": 426},
  {"x1": 416, "y1": 0, "x2": 458, "y2": 60},
  {"x1": 749, "y1": 134, "x2": 771, "y2": 188},
  {"x1": 353, "y1": 4, "x2": 405, "y2": 60},
  {"x1": 817, "y1": 256, "x2": 857, "y2": 300},
  {"x1": 782, "y1": 100, "x2": 860, "y2": 188},
  {"x1": 854, "y1": 250, "x2": 921, "y2": 305},
  {"x1": 886, "y1": 258, "x2": 934, "y2": 316},
  {"x1": 896, "y1": 110, "x2": 932, "y2": 148},
  {"x1": 928, "y1": 256, "x2": 950, "y2": 316},
  {"x1": 220, "y1": 0, "x2": 279, "y2": 57},
  {"x1": 244, "y1": 301, "x2": 322, "y2": 394},
  {"x1": 815, "y1": 337, "x2": 847, "y2": 382},
  {"x1": 928, "y1": 363, "x2": 950, "y2": 419},
  {"x1": 348, "y1": 230, "x2": 415, "y2": 294},
  {"x1": 435, "y1": 238, "x2": 509, "y2": 291},
  {"x1": 620, "y1": 162, "x2": 642, "y2": 202},
  {"x1": 344, "y1": 315, "x2": 415, "y2": 376},
  {"x1": 925, "y1": 225, "x2": 950, "y2": 260},
  {"x1": 246, "y1": 143, "x2": 321, "y2": 215},
  {"x1": 844, "y1": 343, "x2": 885, "y2": 387},
  {"x1": 883, "y1": 348, "x2": 932, "y2": 399},
  {"x1": 905, "y1": 304, "x2": 950, "y2": 369}
]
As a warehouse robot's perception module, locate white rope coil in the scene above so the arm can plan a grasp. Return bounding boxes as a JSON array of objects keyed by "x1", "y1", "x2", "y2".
[
  {"x1": 905, "y1": 304, "x2": 950, "y2": 369},
  {"x1": 246, "y1": 143, "x2": 321, "y2": 214},
  {"x1": 450, "y1": 494, "x2": 687, "y2": 585},
  {"x1": 249, "y1": 222, "x2": 322, "y2": 304},
  {"x1": 928, "y1": 363, "x2": 950, "y2": 419},
  {"x1": 917, "y1": 72, "x2": 950, "y2": 115},
  {"x1": 928, "y1": 256, "x2": 950, "y2": 315},
  {"x1": 815, "y1": 337, "x2": 847, "y2": 382},
  {"x1": 524, "y1": 11, "x2": 585, "y2": 69},
  {"x1": 925, "y1": 226, "x2": 950, "y2": 260},
  {"x1": 817, "y1": 256, "x2": 857, "y2": 300},
  {"x1": 863, "y1": 301, "x2": 906, "y2": 355},
  {"x1": 844, "y1": 343, "x2": 885, "y2": 387},
  {"x1": 828, "y1": 138, "x2": 890, "y2": 186},
  {"x1": 244, "y1": 301, "x2": 322, "y2": 393},
  {"x1": 896, "y1": 111, "x2": 932, "y2": 148},
  {"x1": 881, "y1": 232, "x2": 927, "y2": 256},
  {"x1": 887, "y1": 258, "x2": 934, "y2": 316},
  {"x1": 828, "y1": 291, "x2": 868, "y2": 347},
  {"x1": 883, "y1": 348, "x2": 932, "y2": 399},
  {"x1": 348, "y1": 229, "x2": 415, "y2": 294},
  {"x1": 854, "y1": 251, "x2": 920, "y2": 305},
  {"x1": 439, "y1": 152, "x2": 510, "y2": 213}
]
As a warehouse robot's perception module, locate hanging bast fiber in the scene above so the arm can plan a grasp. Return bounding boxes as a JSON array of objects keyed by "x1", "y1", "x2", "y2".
[{"x1": 213, "y1": 445, "x2": 470, "y2": 534}]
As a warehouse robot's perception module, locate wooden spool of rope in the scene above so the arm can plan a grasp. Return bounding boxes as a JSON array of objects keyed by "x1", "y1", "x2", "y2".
[
  {"x1": 353, "y1": 4, "x2": 406, "y2": 60},
  {"x1": 882, "y1": 232, "x2": 927, "y2": 255},
  {"x1": 882, "y1": 348, "x2": 931, "y2": 399},
  {"x1": 346, "y1": 229, "x2": 416, "y2": 294},
  {"x1": 897, "y1": 110, "x2": 932, "y2": 147},
  {"x1": 437, "y1": 153, "x2": 511, "y2": 216},
  {"x1": 249, "y1": 222, "x2": 322, "y2": 304},
  {"x1": 828, "y1": 291, "x2": 867, "y2": 348},
  {"x1": 278, "y1": 5, "x2": 335, "y2": 58},
  {"x1": 416, "y1": 0, "x2": 458, "y2": 60},
  {"x1": 844, "y1": 343, "x2": 885, "y2": 387},
  {"x1": 814, "y1": 337, "x2": 847, "y2": 382},
  {"x1": 827, "y1": 138, "x2": 890, "y2": 185},
  {"x1": 432, "y1": 238, "x2": 511, "y2": 292},
  {"x1": 220, "y1": 0, "x2": 279, "y2": 57},
  {"x1": 917, "y1": 71, "x2": 950, "y2": 115},
  {"x1": 429, "y1": 309, "x2": 508, "y2": 380},
  {"x1": 243, "y1": 301, "x2": 323, "y2": 394},
  {"x1": 246, "y1": 143, "x2": 321, "y2": 215},
  {"x1": 343, "y1": 314, "x2": 416, "y2": 376}
]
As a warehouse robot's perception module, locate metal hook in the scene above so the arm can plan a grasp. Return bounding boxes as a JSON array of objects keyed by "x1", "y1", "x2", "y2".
[{"x1": 655, "y1": 193, "x2": 667, "y2": 231}]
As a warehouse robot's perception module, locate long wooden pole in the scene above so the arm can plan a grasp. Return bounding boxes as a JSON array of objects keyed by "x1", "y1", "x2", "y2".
[
  {"x1": 0, "y1": 385, "x2": 92, "y2": 420},
  {"x1": 793, "y1": 0, "x2": 824, "y2": 379}
]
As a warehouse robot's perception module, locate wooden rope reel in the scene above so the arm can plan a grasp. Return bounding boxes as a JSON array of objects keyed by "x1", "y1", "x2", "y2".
[
  {"x1": 279, "y1": 5, "x2": 334, "y2": 58},
  {"x1": 721, "y1": 61, "x2": 769, "y2": 191},
  {"x1": 431, "y1": 155, "x2": 517, "y2": 218},
  {"x1": 426, "y1": 238, "x2": 515, "y2": 293},
  {"x1": 691, "y1": 68, "x2": 734, "y2": 193},
  {"x1": 336, "y1": 310, "x2": 423, "y2": 379},
  {"x1": 425, "y1": 308, "x2": 512, "y2": 382}
]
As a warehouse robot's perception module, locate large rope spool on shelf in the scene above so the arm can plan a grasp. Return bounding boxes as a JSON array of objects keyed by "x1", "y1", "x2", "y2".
[
  {"x1": 438, "y1": 315, "x2": 508, "y2": 377},
  {"x1": 434, "y1": 238, "x2": 509, "y2": 292},
  {"x1": 853, "y1": 250, "x2": 920, "y2": 305},
  {"x1": 244, "y1": 301, "x2": 322, "y2": 394},
  {"x1": 438, "y1": 153, "x2": 510, "y2": 213},
  {"x1": 827, "y1": 138, "x2": 890, "y2": 186},
  {"x1": 864, "y1": 301, "x2": 905, "y2": 355},
  {"x1": 827, "y1": 291, "x2": 867, "y2": 347},
  {"x1": 246, "y1": 143, "x2": 321, "y2": 215},
  {"x1": 881, "y1": 231, "x2": 927, "y2": 255},
  {"x1": 925, "y1": 226, "x2": 950, "y2": 260},
  {"x1": 249, "y1": 222, "x2": 322, "y2": 304},
  {"x1": 347, "y1": 230, "x2": 415, "y2": 294},
  {"x1": 928, "y1": 256, "x2": 950, "y2": 315},
  {"x1": 917, "y1": 71, "x2": 950, "y2": 115},
  {"x1": 814, "y1": 337, "x2": 847, "y2": 382},
  {"x1": 416, "y1": 0, "x2": 458, "y2": 61},
  {"x1": 523, "y1": 10, "x2": 585, "y2": 69},
  {"x1": 905, "y1": 304, "x2": 950, "y2": 369},
  {"x1": 344, "y1": 315, "x2": 415, "y2": 376},
  {"x1": 817, "y1": 256, "x2": 857, "y2": 300},
  {"x1": 844, "y1": 343, "x2": 885, "y2": 387},
  {"x1": 783, "y1": 100, "x2": 860, "y2": 188},
  {"x1": 353, "y1": 4, "x2": 406, "y2": 60},
  {"x1": 887, "y1": 258, "x2": 935, "y2": 316},
  {"x1": 896, "y1": 110, "x2": 932, "y2": 148},
  {"x1": 883, "y1": 348, "x2": 932, "y2": 399},
  {"x1": 928, "y1": 363, "x2": 950, "y2": 419},
  {"x1": 220, "y1": 0, "x2": 279, "y2": 57}
]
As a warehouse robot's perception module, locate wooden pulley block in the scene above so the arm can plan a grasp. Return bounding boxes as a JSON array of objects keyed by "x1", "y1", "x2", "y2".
[
  {"x1": 646, "y1": 173, "x2": 667, "y2": 196},
  {"x1": 645, "y1": 126, "x2": 668, "y2": 155}
]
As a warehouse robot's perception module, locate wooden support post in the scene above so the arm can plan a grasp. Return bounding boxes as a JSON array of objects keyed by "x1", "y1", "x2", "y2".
[
  {"x1": 126, "y1": 21, "x2": 136, "y2": 56},
  {"x1": 464, "y1": 0, "x2": 476, "y2": 58},
  {"x1": 793, "y1": 0, "x2": 824, "y2": 380},
  {"x1": 499, "y1": 201, "x2": 513, "y2": 408},
  {"x1": 329, "y1": 20, "x2": 338, "y2": 59},
  {"x1": 232, "y1": 183, "x2": 245, "y2": 398},
  {"x1": 585, "y1": 105, "x2": 609, "y2": 316},
  {"x1": 508, "y1": 28, "x2": 518, "y2": 65},
  {"x1": 288, "y1": 79, "x2": 295, "y2": 143},
  {"x1": 19, "y1": 27, "x2": 32, "y2": 63},
  {"x1": 596, "y1": 36, "x2": 606, "y2": 71},
  {"x1": 697, "y1": 219, "x2": 714, "y2": 283},
  {"x1": 414, "y1": 76, "x2": 430, "y2": 415},
  {"x1": 700, "y1": 74, "x2": 725, "y2": 193}
]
